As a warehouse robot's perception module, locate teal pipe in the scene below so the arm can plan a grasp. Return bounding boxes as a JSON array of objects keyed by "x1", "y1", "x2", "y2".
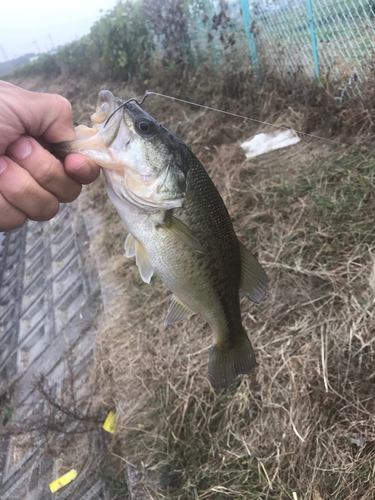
[
  {"x1": 202, "y1": 0, "x2": 219, "y2": 68},
  {"x1": 240, "y1": 0, "x2": 259, "y2": 72},
  {"x1": 306, "y1": 0, "x2": 320, "y2": 79},
  {"x1": 210, "y1": 40, "x2": 219, "y2": 67}
]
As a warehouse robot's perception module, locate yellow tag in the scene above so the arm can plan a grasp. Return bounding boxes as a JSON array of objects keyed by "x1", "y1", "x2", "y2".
[
  {"x1": 49, "y1": 469, "x2": 77, "y2": 493},
  {"x1": 103, "y1": 411, "x2": 116, "y2": 434}
]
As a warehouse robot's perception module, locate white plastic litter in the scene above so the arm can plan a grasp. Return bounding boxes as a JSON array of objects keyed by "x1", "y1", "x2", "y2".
[
  {"x1": 345, "y1": 433, "x2": 365, "y2": 447},
  {"x1": 241, "y1": 129, "x2": 301, "y2": 159}
]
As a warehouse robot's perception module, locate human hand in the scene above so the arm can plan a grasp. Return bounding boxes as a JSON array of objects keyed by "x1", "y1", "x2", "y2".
[{"x1": 0, "y1": 81, "x2": 100, "y2": 231}]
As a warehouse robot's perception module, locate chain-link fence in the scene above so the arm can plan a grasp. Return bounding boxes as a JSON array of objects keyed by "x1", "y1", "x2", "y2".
[
  {"x1": 16, "y1": 0, "x2": 374, "y2": 96},
  {"x1": 167, "y1": 0, "x2": 375, "y2": 96}
]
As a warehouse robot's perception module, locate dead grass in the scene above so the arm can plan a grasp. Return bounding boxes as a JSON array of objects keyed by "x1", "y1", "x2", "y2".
[
  {"x1": 85, "y1": 105, "x2": 375, "y2": 499},
  {"x1": 7, "y1": 68, "x2": 375, "y2": 499}
]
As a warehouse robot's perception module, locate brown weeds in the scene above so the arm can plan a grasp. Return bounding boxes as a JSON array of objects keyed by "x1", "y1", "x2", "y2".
[
  {"x1": 89, "y1": 112, "x2": 375, "y2": 499},
  {"x1": 8, "y1": 68, "x2": 375, "y2": 499}
]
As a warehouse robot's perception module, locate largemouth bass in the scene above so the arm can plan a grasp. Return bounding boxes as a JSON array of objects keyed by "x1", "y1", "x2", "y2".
[{"x1": 57, "y1": 90, "x2": 268, "y2": 389}]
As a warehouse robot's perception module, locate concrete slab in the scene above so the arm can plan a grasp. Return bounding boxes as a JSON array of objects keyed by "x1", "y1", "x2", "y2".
[{"x1": 0, "y1": 203, "x2": 106, "y2": 499}]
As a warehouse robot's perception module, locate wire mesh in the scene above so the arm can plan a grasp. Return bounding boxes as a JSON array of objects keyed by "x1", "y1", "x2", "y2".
[
  {"x1": 173, "y1": 0, "x2": 375, "y2": 96},
  {"x1": 310, "y1": 0, "x2": 375, "y2": 94},
  {"x1": 249, "y1": 0, "x2": 375, "y2": 95},
  {"x1": 187, "y1": 0, "x2": 251, "y2": 69},
  {"x1": 251, "y1": 1, "x2": 317, "y2": 78}
]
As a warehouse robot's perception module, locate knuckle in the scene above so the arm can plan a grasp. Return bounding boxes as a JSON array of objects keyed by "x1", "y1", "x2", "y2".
[
  {"x1": 60, "y1": 183, "x2": 82, "y2": 203},
  {"x1": 10, "y1": 212, "x2": 27, "y2": 230},
  {"x1": 55, "y1": 95, "x2": 73, "y2": 119},
  {"x1": 33, "y1": 198, "x2": 60, "y2": 221},
  {"x1": 0, "y1": 210, "x2": 27, "y2": 231},
  {"x1": 36, "y1": 159, "x2": 59, "y2": 186},
  {"x1": 44, "y1": 198, "x2": 60, "y2": 220},
  {"x1": 0, "y1": 192, "x2": 27, "y2": 231},
  {"x1": 8, "y1": 174, "x2": 32, "y2": 200},
  {"x1": 1, "y1": 170, "x2": 60, "y2": 223}
]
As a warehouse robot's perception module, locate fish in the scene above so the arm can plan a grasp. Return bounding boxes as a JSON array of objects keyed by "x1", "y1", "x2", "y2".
[{"x1": 57, "y1": 90, "x2": 268, "y2": 389}]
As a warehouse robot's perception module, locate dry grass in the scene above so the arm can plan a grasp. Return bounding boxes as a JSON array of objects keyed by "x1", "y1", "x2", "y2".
[
  {"x1": 86, "y1": 105, "x2": 375, "y2": 499},
  {"x1": 7, "y1": 68, "x2": 375, "y2": 499}
]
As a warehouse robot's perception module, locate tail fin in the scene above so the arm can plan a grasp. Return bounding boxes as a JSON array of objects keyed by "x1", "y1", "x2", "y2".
[{"x1": 208, "y1": 330, "x2": 257, "y2": 390}]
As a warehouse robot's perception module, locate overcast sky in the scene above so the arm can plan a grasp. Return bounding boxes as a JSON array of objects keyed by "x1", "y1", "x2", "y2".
[{"x1": 0, "y1": 0, "x2": 119, "y2": 62}]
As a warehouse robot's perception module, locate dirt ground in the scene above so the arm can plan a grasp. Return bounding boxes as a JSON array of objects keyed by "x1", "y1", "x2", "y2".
[{"x1": 6, "y1": 74, "x2": 375, "y2": 500}]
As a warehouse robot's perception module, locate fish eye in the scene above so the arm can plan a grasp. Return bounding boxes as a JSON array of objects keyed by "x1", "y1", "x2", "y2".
[
  {"x1": 139, "y1": 122, "x2": 150, "y2": 132},
  {"x1": 136, "y1": 119, "x2": 154, "y2": 136}
]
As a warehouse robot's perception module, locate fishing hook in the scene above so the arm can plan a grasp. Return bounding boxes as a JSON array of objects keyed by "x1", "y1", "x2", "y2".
[{"x1": 103, "y1": 91, "x2": 150, "y2": 128}]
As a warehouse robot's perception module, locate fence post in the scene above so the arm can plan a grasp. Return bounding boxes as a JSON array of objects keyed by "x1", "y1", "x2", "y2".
[
  {"x1": 210, "y1": 40, "x2": 219, "y2": 67},
  {"x1": 182, "y1": 33, "x2": 190, "y2": 59},
  {"x1": 306, "y1": 0, "x2": 320, "y2": 79},
  {"x1": 201, "y1": 0, "x2": 219, "y2": 68},
  {"x1": 240, "y1": 0, "x2": 259, "y2": 73}
]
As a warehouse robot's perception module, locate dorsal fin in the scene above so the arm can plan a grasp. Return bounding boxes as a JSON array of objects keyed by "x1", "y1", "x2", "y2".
[
  {"x1": 164, "y1": 295, "x2": 195, "y2": 325},
  {"x1": 239, "y1": 241, "x2": 268, "y2": 303}
]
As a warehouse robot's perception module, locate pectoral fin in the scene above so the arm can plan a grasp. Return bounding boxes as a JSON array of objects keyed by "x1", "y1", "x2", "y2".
[
  {"x1": 124, "y1": 233, "x2": 136, "y2": 258},
  {"x1": 239, "y1": 241, "x2": 268, "y2": 303},
  {"x1": 135, "y1": 240, "x2": 154, "y2": 284},
  {"x1": 164, "y1": 295, "x2": 195, "y2": 325},
  {"x1": 160, "y1": 216, "x2": 203, "y2": 252}
]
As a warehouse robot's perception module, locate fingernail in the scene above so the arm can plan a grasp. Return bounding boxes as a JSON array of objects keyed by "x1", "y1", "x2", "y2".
[
  {"x1": 8, "y1": 137, "x2": 32, "y2": 161},
  {"x1": 71, "y1": 161, "x2": 90, "y2": 176},
  {"x1": 0, "y1": 156, "x2": 7, "y2": 174}
]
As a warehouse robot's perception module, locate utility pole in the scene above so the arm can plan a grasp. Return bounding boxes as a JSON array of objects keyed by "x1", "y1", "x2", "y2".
[
  {"x1": 48, "y1": 33, "x2": 56, "y2": 50},
  {"x1": 0, "y1": 44, "x2": 8, "y2": 61},
  {"x1": 33, "y1": 40, "x2": 41, "y2": 54}
]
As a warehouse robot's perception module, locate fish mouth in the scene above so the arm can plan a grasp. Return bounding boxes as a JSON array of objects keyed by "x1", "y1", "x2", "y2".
[
  {"x1": 90, "y1": 90, "x2": 121, "y2": 126},
  {"x1": 56, "y1": 91, "x2": 132, "y2": 174}
]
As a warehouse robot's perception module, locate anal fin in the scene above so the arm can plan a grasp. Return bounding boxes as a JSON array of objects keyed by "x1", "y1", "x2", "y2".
[
  {"x1": 239, "y1": 241, "x2": 268, "y2": 303},
  {"x1": 164, "y1": 295, "x2": 195, "y2": 325}
]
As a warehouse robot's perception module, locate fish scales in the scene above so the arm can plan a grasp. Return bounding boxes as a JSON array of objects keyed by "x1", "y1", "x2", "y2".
[{"x1": 137, "y1": 153, "x2": 242, "y2": 333}]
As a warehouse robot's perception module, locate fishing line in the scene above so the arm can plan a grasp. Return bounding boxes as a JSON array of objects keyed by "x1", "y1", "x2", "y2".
[
  {"x1": 103, "y1": 90, "x2": 348, "y2": 147},
  {"x1": 143, "y1": 91, "x2": 349, "y2": 147}
]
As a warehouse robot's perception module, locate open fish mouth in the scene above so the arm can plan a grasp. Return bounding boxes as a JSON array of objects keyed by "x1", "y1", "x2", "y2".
[
  {"x1": 55, "y1": 90, "x2": 131, "y2": 172},
  {"x1": 65, "y1": 91, "x2": 132, "y2": 171}
]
